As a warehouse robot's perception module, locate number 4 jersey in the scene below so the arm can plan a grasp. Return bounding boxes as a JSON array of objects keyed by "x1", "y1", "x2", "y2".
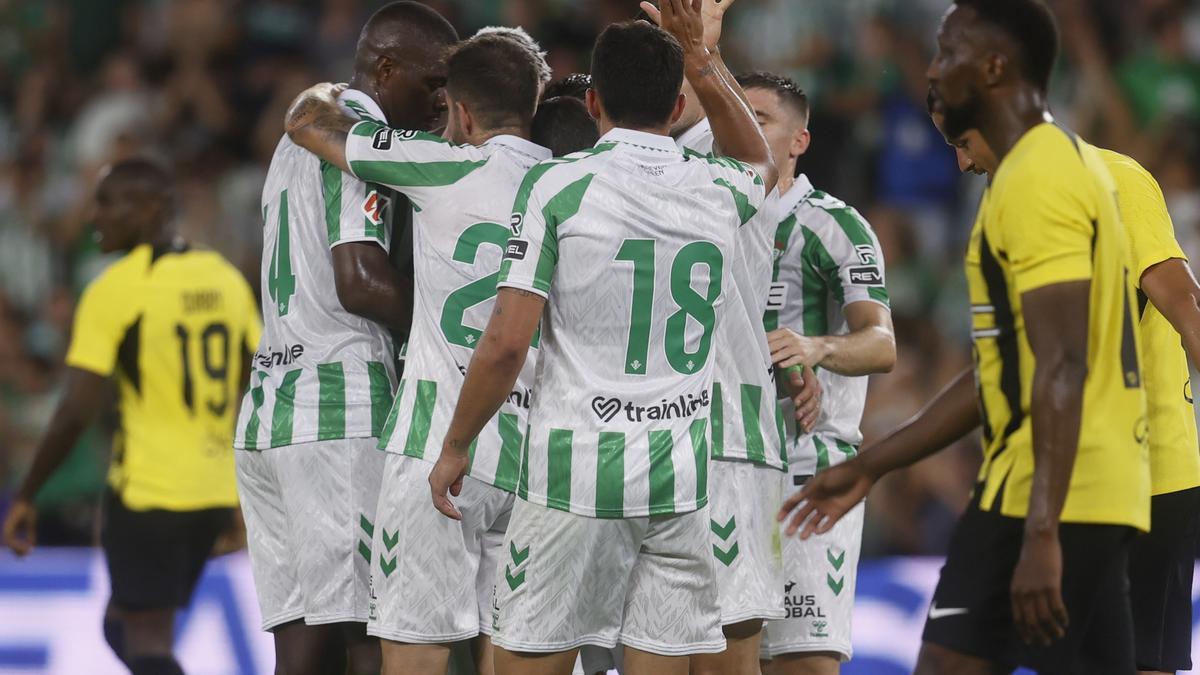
[
  {"x1": 236, "y1": 90, "x2": 400, "y2": 451},
  {"x1": 343, "y1": 120, "x2": 552, "y2": 490},
  {"x1": 497, "y1": 128, "x2": 766, "y2": 518}
]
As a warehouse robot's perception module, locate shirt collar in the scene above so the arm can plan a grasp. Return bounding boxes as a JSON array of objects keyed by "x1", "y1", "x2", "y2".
[
  {"x1": 484, "y1": 134, "x2": 553, "y2": 162},
  {"x1": 778, "y1": 173, "x2": 814, "y2": 217},
  {"x1": 675, "y1": 117, "x2": 713, "y2": 153},
  {"x1": 338, "y1": 89, "x2": 388, "y2": 124},
  {"x1": 597, "y1": 127, "x2": 681, "y2": 155}
]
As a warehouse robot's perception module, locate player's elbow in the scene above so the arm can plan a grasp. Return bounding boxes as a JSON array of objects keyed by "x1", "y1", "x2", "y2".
[
  {"x1": 333, "y1": 267, "x2": 374, "y2": 318},
  {"x1": 874, "y1": 334, "x2": 897, "y2": 374}
]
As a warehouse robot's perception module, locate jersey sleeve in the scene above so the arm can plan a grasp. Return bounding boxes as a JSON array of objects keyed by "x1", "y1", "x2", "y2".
[
  {"x1": 1109, "y1": 156, "x2": 1186, "y2": 281},
  {"x1": 497, "y1": 164, "x2": 595, "y2": 298},
  {"x1": 344, "y1": 120, "x2": 486, "y2": 207},
  {"x1": 998, "y1": 150, "x2": 1096, "y2": 295},
  {"x1": 821, "y1": 207, "x2": 890, "y2": 308},
  {"x1": 64, "y1": 272, "x2": 137, "y2": 377},
  {"x1": 320, "y1": 161, "x2": 391, "y2": 251},
  {"x1": 705, "y1": 157, "x2": 767, "y2": 227}
]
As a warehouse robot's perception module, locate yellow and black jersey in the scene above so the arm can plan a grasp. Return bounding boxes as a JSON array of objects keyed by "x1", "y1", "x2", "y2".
[
  {"x1": 1100, "y1": 149, "x2": 1200, "y2": 497},
  {"x1": 966, "y1": 123, "x2": 1149, "y2": 531},
  {"x1": 65, "y1": 242, "x2": 261, "y2": 511}
]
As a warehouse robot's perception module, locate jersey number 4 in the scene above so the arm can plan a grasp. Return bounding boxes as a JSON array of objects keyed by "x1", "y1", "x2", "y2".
[
  {"x1": 615, "y1": 239, "x2": 723, "y2": 375},
  {"x1": 267, "y1": 190, "x2": 297, "y2": 316}
]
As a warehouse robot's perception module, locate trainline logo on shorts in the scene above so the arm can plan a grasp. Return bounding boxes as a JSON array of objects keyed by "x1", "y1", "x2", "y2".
[{"x1": 590, "y1": 390, "x2": 711, "y2": 423}]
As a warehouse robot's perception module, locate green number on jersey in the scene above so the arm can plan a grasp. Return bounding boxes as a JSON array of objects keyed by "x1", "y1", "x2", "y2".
[
  {"x1": 267, "y1": 190, "x2": 297, "y2": 316},
  {"x1": 441, "y1": 222, "x2": 514, "y2": 349},
  {"x1": 615, "y1": 238, "x2": 723, "y2": 375}
]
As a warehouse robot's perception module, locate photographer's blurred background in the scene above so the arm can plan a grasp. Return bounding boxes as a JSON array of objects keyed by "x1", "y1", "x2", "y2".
[{"x1": 2, "y1": 0, "x2": 1199, "y2": 559}]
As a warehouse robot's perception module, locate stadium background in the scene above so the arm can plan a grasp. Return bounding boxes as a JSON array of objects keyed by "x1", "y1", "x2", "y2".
[{"x1": 1, "y1": 0, "x2": 1199, "y2": 672}]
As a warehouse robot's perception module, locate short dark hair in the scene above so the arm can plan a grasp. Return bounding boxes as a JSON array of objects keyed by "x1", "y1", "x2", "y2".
[
  {"x1": 591, "y1": 21, "x2": 683, "y2": 129},
  {"x1": 954, "y1": 0, "x2": 1058, "y2": 93},
  {"x1": 736, "y1": 71, "x2": 809, "y2": 124},
  {"x1": 447, "y1": 34, "x2": 542, "y2": 129},
  {"x1": 105, "y1": 157, "x2": 173, "y2": 194},
  {"x1": 358, "y1": 2, "x2": 458, "y2": 53},
  {"x1": 543, "y1": 73, "x2": 592, "y2": 102},
  {"x1": 532, "y1": 96, "x2": 600, "y2": 157}
]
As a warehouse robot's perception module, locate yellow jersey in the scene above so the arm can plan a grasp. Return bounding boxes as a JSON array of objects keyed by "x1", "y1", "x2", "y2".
[
  {"x1": 65, "y1": 242, "x2": 261, "y2": 511},
  {"x1": 966, "y1": 123, "x2": 1149, "y2": 531},
  {"x1": 1099, "y1": 149, "x2": 1200, "y2": 496}
]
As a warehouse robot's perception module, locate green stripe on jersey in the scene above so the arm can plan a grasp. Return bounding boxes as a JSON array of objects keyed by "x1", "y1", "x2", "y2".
[
  {"x1": 813, "y1": 435, "x2": 831, "y2": 471},
  {"x1": 547, "y1": 429, "x2": 573, "y2": 509},
  {"x1": 775, "y1": 402, "x2": 788, "y2": 468},
  {"x1": 647, "y1": 430, "x2": 676, "y2": 516},
  {"x1": 367, "y1": 361, "x2": 392, "y2": 437},
  {"x1": 713, "y1": 178, "x2": 759, "y2": 225},
  {"x1": 800, "y1": 227, "x2": 837, "y2": 335},
  {"x1": 321, "y1": 161, "x2": 342, "y2": 243},
  {"x1": 820, "y1": 200, "x2": 889, "y2": 305},
  {"x1": 317, "y1": 363, "x2": 347, "y2": 440},
  {"x1": 596, "y1": 432, "x2": 625, "y2": 516},
  {"x1": 835, "y1": 439, "x2": 858, "y2": 459},
  {"x1": 690, "y1": 419, "x2": 709, "y2": 504},
  {"x1": 765, "y1": 214, "x2": 799, "y2": 331},
  {"x1": 270, "y1": 369, "x2": 303, "y2": 446},
  {"x1": 350, "y1": 159, "x2": 487, "y2": 188},
  {"x1": 242, "y1": 372, "x2": 267, "y2": 450},
  {"x1": 740, "y1": 384, "x2": 766, "y2": 463},
  {"x1": 350, "y1": 121, "x2": 451, "y2": 143},
  {"x1": 494, "y1": 413, "x2": 523, "y2": 492},
  {"x1": 404, "y1": 380, "x2": 437, "y2": 458},
  {"x1": 710, "y1": 383, "x2": 725, "y2": 458},
  {"x1": 377, "y1": 379, "x2": 405, "y2": 449},
  {"x1": 518, "y1": 425, "x2": 531, "y2": 499},
  {"x1": 532, "y1": 173, "x2": 596, "y2": 293}
]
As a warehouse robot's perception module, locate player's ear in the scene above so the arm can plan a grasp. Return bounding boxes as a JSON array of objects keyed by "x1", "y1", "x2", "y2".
[
  {"x1": 585, "y1": 88, "x2": 602, "y2": 121},
  {"x1": 791, "y1": 127, "x2": 811, "y2": 160},
  {"x1": 667, "y1": 93, "x2": 687, "y2": 126},
  {"x1": 456, "y1": 100, "x2": 473, "y2": 137},
  {"x1": 984, "y1": 51, "x2": 1006, "y2": 87}
]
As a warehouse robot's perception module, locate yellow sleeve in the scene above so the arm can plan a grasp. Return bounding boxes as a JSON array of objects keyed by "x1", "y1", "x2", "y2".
[
  {"x1": 64, "y1": 272, "x2": 136, "y2": 377},
  {"x1": 1109, "y1": 155, "x2": 1186, "y2": 282},
  {"x1": 998, "y1": 149, "x2": 1096, "y2": 295}
]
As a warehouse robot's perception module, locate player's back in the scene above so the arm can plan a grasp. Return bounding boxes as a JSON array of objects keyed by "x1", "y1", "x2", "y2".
[
  {"x1": 1098, "y1": 148, "x2": 1200, "y2": 497},
  {"x1": 968, "y1": 122, "x2": 1148, "y2": 530},
  {"x1": 497, "y1": 128, "x2": 766, "y2": 518},
  {"x1": 237, "y1": 128, "x2": 398, "y2": 450},
  {"x1": 66, "y1": 242, "x2": 260, "y2": 510}
]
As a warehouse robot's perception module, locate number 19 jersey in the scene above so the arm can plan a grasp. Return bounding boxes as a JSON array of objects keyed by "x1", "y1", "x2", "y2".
[
  {"x1": 343, "y1": 120, "x2": 552, "y2": 490},
  {"x1": 497, "y1": 128, "x2": 767, "y2": 518}
]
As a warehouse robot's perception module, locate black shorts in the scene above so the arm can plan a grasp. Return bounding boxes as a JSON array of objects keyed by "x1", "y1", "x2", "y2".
[
  {"x1": 922, "y1": 497, "x2": 1137, "y2": 675},
  {"x1": 101, "y1": 489, "x2": 232, "y2": 611},
  {"x1": 1129, "y1": 485, "x2": 1200, "y2": 673}
]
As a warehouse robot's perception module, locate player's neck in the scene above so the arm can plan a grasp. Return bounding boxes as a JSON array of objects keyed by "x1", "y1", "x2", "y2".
[
  {"x1": 469, "y1": 126, "x2": 530, "y2": 146},
  {"x1": 777, "y1": 163, "x2": 797, "y2": 195},
  {"x1": 979, "y1": 87, "x2": 1051, "y2": 166}
]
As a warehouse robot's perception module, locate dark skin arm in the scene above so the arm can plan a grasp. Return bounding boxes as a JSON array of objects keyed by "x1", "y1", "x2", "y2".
[
  {"x1": 1011, "y1": 280, "x2": 1090, "y2": 647},
  {"x1": 3, "y1": 367, "x2": 109, "y2": 556},
  {"x1": 332, "y1": 242, "x2": 413, "y2": 334},
  {"x1": 1141, "y1": 258, "x2": 1200, "y2": 370},
  {"x1": 284, "y1": 83, "x2": 353, "y2": 173},
  {"x1": 428, "y1": 288, "x2": 545, "y2": 519},
  {"x1": 780, "y1": 366, "x2": 980, "y2": 538}
]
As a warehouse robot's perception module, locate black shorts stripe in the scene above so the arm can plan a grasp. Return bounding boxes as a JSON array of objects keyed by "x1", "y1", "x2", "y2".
[{"x1": 978, "y1": 230, "x2": 1024, "y2": 511}]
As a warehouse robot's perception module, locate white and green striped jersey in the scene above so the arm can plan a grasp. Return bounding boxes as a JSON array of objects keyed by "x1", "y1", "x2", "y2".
[
  {"x1": 676, "y1": 120, "x2": 787, "y2": 471},
  {"x1": 343, "y1": 119, "x2": 552, "y2": 491},
  {"x1": 236, "y1": 90, "x2": 398, "y2": 450},
  {"x1": 497, "y1": 127, "x2": 766, "y2": 518},
  {"x1": 768, "y1": 175, "x2": 890, "y2": 473}
]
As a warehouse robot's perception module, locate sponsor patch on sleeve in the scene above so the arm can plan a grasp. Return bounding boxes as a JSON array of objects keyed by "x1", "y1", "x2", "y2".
[
  {"x1": 766, "y1": 282, "x2": 788, "y2": 310},
  {"x1": 504, "y1": 240, "x2": 529, "y2": 261},
  {"x1": 848, "y1": 266, "x2": 883, "y2": 285},
  {"x1": 372, "y1": 127, "x2": 392, "y2": 150}
]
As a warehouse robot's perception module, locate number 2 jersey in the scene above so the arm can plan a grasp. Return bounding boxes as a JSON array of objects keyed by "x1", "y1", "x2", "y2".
[
  {"x1": 343, "y1": 120, "x2": 552, "y2": 490},
  {"x1": 235, "y1": 90, "x2": 399, "y2": 450},
  {"x1": 66, "y1": 241, "x2": 260, "y2": 510},
  {"x1": 498, "y1": 128, "x2": 766, "y2": 518}
]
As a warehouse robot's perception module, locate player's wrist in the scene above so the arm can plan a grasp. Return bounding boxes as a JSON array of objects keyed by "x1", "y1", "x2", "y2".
[{"x1": 682, "y1": 48, "x2": 718, "y2": 80}]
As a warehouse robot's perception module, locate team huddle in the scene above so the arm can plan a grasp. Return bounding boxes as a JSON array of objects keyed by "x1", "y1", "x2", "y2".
[{"x1": 5, "y1": 0, "x2": 1200, "y2": 674}]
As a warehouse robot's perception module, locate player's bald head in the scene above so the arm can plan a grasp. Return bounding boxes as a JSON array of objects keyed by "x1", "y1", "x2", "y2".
[
  {"x1": 355, "y1": 1, "x2": 458, "y2": 71},
  {"x1": 100, "y1": 158, "x2": 173, "y2": 199}
]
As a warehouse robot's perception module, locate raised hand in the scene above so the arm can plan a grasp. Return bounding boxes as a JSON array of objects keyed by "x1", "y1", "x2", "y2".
[
  {"x1": 640, "y1": 0, "x2": 705, "y2": 54},
  {"x1": 641, "y1": 0, "x2": 736, "y2": 51}
]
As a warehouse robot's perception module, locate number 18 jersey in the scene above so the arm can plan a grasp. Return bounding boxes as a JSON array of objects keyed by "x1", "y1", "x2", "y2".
[{"x1": 497, "y1": 128, "x2": 766, "y2": 518}]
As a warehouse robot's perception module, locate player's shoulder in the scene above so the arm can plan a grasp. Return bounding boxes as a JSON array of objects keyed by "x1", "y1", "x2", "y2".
[
  {"x1": 1098, "y1": 148, "x2": 1163, "y2": 204},
  {"x1": 795, "y1": 188, "x2": 875, "y2": 240},
  {"x1": 351, "y1": 119, "x2": 483, "y2": 160},
  {"x1": 1000, "y1": 123, "x2": 1096, "y2": 189},
  {"x1": 519, "y1": 144, "x2": 615, "y2": 198},
  {"x1": 83, "y1": 245, "x2": 151, "y2": 298}
]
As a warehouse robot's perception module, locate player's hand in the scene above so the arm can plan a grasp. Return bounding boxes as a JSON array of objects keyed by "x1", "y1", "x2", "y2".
[
  {"x1": 782, "y1": 364, "x2": 821, "y2": 433},
  {"x1": 778, "y1": 459, "x2": 872, "y2": 538},
  {"x1": 640, "y1": 0, "x2": 705, "y2": 56},
  {"x1": 767, "y1": 328, "x2": 828, "y2": 373},
  {"x1": 641, "y1": 0, "x2": 736, "y2": 51},
  {"x1": 284, "y1": 82, "x2": 348, "y2": 135},
  {"x1": 429, "y1": 448, "x2": 470, "y2": 521},
  {"x1": 1010, "y1": 531, "x2": 1068, "y2": 646},
  {"x1": 3, "y1": 499, "x2": 37, "y2": 557}
]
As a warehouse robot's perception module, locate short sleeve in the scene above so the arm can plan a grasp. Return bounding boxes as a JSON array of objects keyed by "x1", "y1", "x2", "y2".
[
  {"x1": 824, "y1": 208, "x2": 890, "y2": 308},
  {"x1": 64, "y1": 274, "x2": 137, "y2": 377},
  {"x1": 706, "y1": 157, "x2": 767, "y2": 226},
  {"x1": 321, "y1": 161, "x2": 391, "y2": 251},
  {"x1": 998, "y1": 155, "x2": 1095, "y2": 295},
  {"x1": 497, "y1": 164, "x2": 595, "y2": 298},
  {"x1": 1109, "y1": 156, "x2": 1186, "y2": 282},
  {"x1": 345, "y1": 120, "x2": 486, "y2": 205}
]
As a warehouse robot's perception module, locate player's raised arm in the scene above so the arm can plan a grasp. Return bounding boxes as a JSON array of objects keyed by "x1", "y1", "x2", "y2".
[
  {"x1": 1142, "y1": 260, "x2": 1200, "y2": 368},
  {"x1": 285, "y1": 82, "x2": 354, "y2": 173},
  {"x1": 649, "y1": 0, "x2": 777, "y2": 191}
]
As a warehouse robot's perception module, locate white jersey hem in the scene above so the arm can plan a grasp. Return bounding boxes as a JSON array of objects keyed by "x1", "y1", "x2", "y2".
[
  {"x1": 260, "y1": 609, "x2": 306, "y2": 632},
  {"x1": 712, "y1": 455, "x2": 787, "y2": 472},
  {"x1": 306, "y1": 611, "x2": 370, "y2": 627},
  {"x1": 720, "y1": 606, "x2": 787, "y2": 626},
  {"x1": 234, "y1": 428, "x2": 383, "y2": 451},
  {"x1": 763, "y1": 638, "x2": 852, "y2": 662},
  {"x1": 519, "y1": 493, "x2": 707, "y2": 519}
]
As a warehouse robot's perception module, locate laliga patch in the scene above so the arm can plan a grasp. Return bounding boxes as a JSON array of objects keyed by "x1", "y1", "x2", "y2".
[
  {"x1": 848, "y1": 266, "x2": 883, "y2": 285},
  {"x1": 372, "y1": 127, "x2": 392, "y2": 150},
  {"x1": 362, "y1": 190, "x2": 390, "y2": 226},
  {"x1": 504, "y1": 240, "x2": 528, "y2": 261}
]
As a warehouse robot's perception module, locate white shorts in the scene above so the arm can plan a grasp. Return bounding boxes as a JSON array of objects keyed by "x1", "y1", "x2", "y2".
[
  {"x1": 235, "y1": 438, "x2": 385, "y2": 630},
  {"x1": 492, "y1": 498, "x2": 724, "y2": 657},
  {"x1": 761, "y1": 475, "x2": 864, "y2": 661},
  {"x1": 708, "y1": 460, "x2": 785, "y2": 625},
  {"x1": 367, "y1": 453, "x2": 513, "y2": 643}
]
